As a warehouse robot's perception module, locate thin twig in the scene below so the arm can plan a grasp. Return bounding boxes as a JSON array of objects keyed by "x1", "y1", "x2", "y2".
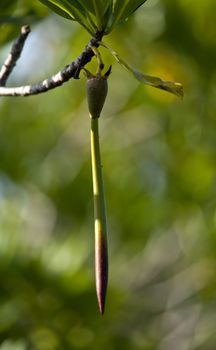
[
  {"x1": 0, "y1": 25, "x2": 30, "y2": 86},
  {"x1": 0, "y1": 29, "x2": 103, "y2": 96}
]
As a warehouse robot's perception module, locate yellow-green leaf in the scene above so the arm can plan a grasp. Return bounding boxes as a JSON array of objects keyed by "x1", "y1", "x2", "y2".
[{"x1": 102, "y1": 42, "x2": 184, "y2": 98}]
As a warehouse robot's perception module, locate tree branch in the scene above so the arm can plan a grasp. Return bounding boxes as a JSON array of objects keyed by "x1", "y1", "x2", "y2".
[
  {"x1": 0, "y1": 25, "x2": 30, "y2": 86},
  {"x1": 0, "y1": 27, "x2": 103, "y2": 96}
]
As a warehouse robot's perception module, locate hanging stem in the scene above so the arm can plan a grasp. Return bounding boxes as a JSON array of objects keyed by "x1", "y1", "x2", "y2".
[{"x1": 90, "y1": 117, "x2": 108, "y2": 315}]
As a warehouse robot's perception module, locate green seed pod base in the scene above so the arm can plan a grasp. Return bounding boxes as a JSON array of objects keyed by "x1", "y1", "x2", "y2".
[{"x1": 86, "y1": 76, "x2": 108, "y2": 119}]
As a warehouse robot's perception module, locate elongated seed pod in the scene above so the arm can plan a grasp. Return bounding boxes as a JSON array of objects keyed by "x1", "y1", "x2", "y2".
[
  {"x1": 86, "y1": 76, "x2": 108, "y2": 118},
  {"x1": 90, "y1": 118, "x2": 108, "y2": 314},
  {"x1": 86, "y1": 75, "x2": 108, "y2": 314}
]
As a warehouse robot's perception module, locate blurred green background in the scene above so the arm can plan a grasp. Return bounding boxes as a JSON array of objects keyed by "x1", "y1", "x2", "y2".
[{"x1": 0, "y1": 0, "x2": 216, "y2": 349}]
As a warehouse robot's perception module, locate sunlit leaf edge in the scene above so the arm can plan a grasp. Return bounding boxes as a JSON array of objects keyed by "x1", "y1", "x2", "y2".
[{"x1": 102, "y1": 42, "x2": 184, "y2": 98}]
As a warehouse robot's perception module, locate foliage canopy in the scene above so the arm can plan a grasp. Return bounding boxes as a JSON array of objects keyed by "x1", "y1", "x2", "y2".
[{"x1": 39, "y1": 0, "x2": 148, "y2": 34}]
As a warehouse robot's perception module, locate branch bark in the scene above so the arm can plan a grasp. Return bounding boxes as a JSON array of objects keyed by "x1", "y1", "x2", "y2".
[
  {"x1": 0, "y1": 25, "x2": 30, "y2": 87},
  {"x1": 0, "y1": 26, "x2": 103, "y2": 96}
]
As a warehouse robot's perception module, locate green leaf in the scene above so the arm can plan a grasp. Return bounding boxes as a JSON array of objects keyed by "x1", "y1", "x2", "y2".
[
  {"x1": 39, "y1": 0, "x2": 98, "y2": 34},
  {"x1": 92, "y1": 0, "x2": 110, "y2": 30},
  {"x1": 77, "y1": 0, "x2": 104, "y2": 31},
  {"x1": 39, "y1": 0, "x2": 75, "y2": 20},
  {"x1": 110, "y1": 0, "x2": 147, "y2": 30},
  {"x1": 133, "y1": 71, "x2": 184, "y2": 98},
  {"x1": 102, "y1": 42, "x2": 184, "y2": 98}
]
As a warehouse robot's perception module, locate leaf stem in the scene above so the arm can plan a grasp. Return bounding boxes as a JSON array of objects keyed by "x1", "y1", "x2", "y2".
[{"x1": 90, "y1": 117, "x2": 108, "y2": 315}]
